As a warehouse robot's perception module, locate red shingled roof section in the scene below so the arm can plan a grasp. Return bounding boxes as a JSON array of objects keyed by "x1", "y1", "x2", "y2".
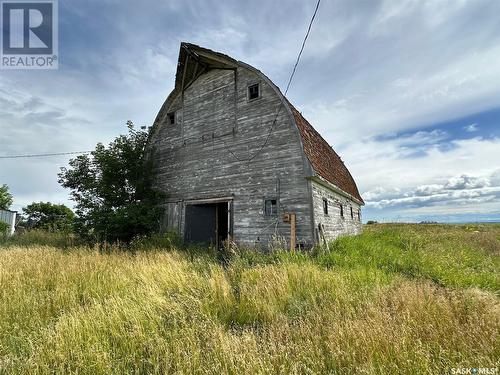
[{"x1": 290, "y1": 105, "x2": 364, "y2": 204}]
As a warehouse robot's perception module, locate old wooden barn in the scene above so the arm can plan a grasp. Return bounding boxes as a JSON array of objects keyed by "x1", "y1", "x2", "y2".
[{"x1": 148, "y1": 43, "x2": 364, "y2": 248}]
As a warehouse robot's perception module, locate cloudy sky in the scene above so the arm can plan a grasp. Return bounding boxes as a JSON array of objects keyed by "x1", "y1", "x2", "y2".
[{"x1": 1, "y1": 0, "x2": 499, "y2": 222}]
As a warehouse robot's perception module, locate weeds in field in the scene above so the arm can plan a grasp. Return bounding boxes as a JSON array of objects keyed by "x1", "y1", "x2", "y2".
[
  {"x1": 0, "y1": 229, "x2": 78, "y2": 249},
  {"x1": 0, "y1": 224, "x2": 499, "y2": 374}
]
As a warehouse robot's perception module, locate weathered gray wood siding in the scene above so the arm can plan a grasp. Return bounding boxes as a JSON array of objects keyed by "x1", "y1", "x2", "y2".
[
  {"x1": 311, "y1": 180, "x2": 362, "y2": 243},
  {"x1": 150, "y1": 65, "x2": 314, "y2": 247}
]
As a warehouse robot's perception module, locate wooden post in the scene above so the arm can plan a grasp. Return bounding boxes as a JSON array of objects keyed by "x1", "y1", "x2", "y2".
[
  {"x1": 290, "y1": 212, "x2": 296, "y2": 251},
  {"x1": 215, "y1": 204, "x2": 219, "y2": 250}
]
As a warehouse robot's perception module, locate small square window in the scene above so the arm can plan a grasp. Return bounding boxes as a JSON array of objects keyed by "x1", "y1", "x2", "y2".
[
  {"x1": 323, "y1": 198, "x2": 328, "y2": 215},
  {"x1": 248, "y1": 83, "x2": 260, "y2": 100},
  {"x1": 340, "y1": 204, "x2": 344, "y2": 218},
  {"x1": 264, "y1": 198, "x2": 277, "y2": 216},
  {"x1": 167, "y1": 112, "x2": 175, "y2": 125}
]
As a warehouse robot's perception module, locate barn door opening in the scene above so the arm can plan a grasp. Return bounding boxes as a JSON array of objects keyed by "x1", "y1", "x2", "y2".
[{"x1": 184, "y1": 201, "x2": 232, "y2": 248}]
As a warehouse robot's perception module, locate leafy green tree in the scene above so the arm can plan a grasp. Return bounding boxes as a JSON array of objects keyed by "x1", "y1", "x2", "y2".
[
  {"x1": 0, "y1": 184, "x2": 13, "y2": 210},
  {"x1": 58, "y1": 122, "x2": 164, "y2": 243},
  {"x1": 22, "y1": 202, "x2": 75, "y2": 232}
]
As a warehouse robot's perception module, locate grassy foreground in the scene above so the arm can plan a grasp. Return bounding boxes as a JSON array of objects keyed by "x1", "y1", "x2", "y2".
[{"x1": 0, "y1": 224, "x2": 499, "y2": 374}]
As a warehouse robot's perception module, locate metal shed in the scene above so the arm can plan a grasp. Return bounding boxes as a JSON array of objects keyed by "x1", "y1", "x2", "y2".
[{"x1": 0, "y1": 209, "x2": 17, "y2": 236}]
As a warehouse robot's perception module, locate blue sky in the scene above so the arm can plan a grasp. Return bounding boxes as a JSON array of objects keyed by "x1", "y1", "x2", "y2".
[{"x1": 1, "y1": 0, "x2": 499, "y2": 222}]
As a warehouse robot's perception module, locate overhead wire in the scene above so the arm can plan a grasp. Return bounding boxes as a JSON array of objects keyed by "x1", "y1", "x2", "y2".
[
  {"x1": 0, "y1": 151, "x2": 92, "y2": 159},
  {"x1": 227, "y1": 0, "x2": 322, "y2": 163}
]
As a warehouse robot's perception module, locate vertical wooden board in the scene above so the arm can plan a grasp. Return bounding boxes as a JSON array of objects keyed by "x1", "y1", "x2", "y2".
[{"x1": 163, "y1": 202, "x2": 180, "y2": 231}]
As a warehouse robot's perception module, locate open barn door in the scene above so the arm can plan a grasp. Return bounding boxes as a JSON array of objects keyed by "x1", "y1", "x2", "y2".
[{"x1": 184, "y1": 200, "x2": 232, "y2": 248}]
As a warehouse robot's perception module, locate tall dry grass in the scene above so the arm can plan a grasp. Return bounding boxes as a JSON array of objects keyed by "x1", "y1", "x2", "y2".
[{"x1": 0, "y1": 224, "x2": 499, "y2": 374}]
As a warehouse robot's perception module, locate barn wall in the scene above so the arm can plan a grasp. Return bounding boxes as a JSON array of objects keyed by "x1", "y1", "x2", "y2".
[
  {"x1": 311, "y1": 180, "x2": 362, "y2": 243},
  {"x1": 151, "y1": 65, "x2": 314, "y2": 247}
]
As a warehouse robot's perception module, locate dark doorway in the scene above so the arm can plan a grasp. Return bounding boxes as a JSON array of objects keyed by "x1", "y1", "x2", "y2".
[{"x1": 184, "y1": 201, "x2": 231, "y2": 248}]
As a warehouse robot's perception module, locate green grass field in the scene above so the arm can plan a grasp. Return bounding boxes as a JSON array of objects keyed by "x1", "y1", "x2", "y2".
[{"x1": 1, "y1": 224, "x2": 499, "y2": 374}]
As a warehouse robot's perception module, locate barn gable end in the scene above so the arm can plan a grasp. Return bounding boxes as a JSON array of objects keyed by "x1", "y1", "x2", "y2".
[{"x1": 148, "y1": 43, "x2": 363, "y2": 247}]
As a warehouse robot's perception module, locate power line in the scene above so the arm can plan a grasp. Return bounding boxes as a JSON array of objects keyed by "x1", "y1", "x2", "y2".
[
  {"x1": 227, "y1": 0, "x2": 321, "y2": 163},
  {"x1": 284, "y1": 0, "x2": 321, "y2": 97},
  {"x1": 0, "y1": 150, "x2": 92, "y2": 159}
]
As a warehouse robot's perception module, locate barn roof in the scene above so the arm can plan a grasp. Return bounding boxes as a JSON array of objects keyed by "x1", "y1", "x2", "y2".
[
  {"x1": 289, "y1": 104, "x2": 363, "y2": 204},
  {"x1": 155, "y1": 43, "x2": 363, "y2": 205}
]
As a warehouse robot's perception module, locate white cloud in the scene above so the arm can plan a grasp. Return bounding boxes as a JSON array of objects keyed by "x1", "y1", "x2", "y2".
[
  {"x1": 444, "y1": 174, "x2": 490, "y2": 190},
  {"x1": 463, "y1": 123, "x2": 478, "y2": 132},
  {"x1": 343, "y1": 134, "x2": 500, "y2": 196},
  {"x1": 357, "y1": 135, "x2": 500, "y2": 216},
  {"x1": 367, "y1": 185, "x2": 500, "y2": 209},
  {"x1": 294, "y1": 0, "x2": 500, "y2": 146}
]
